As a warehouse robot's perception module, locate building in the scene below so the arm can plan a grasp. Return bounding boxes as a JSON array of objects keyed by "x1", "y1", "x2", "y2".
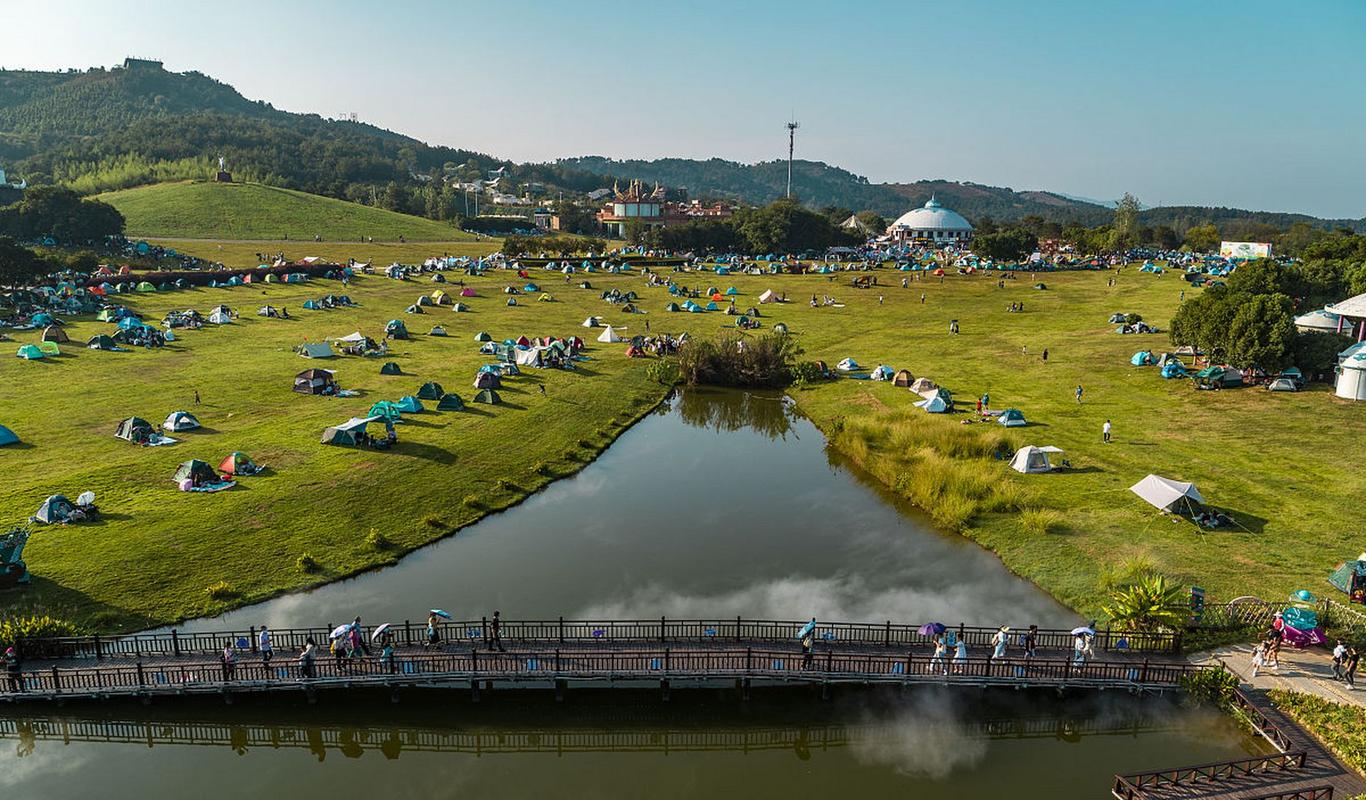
[
  {"x1": 595, "y1": 180, "x2": 732, "y2": 238},
  {"x1": 885, "y1": 196, "x2": 973, "y2": 245},
  {"x1": 1324, "y1": 292, "x2": 1366, "y2": 400}
]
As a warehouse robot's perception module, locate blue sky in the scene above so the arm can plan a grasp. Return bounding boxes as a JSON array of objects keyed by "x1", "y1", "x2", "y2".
[{"x1": 5, "y1": 0, "x2": 1364, "y2": 217}]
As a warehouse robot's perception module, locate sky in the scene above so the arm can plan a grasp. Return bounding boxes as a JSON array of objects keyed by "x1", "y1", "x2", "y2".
[{"x1": 5, "y1": 0, "x2": 1365, "y2": 218}]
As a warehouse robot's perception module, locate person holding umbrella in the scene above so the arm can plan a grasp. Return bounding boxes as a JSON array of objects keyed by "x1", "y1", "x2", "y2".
[
  {"x1": 426, "y1": 610, "x2": 450, "y2": 649},
  {"x1": 921, "y1": 623, "x2": 947, "y2": 675},
  {"x1": 1072, "y1": 626, "x2": 1095, "y2": 667},
  {"x1": 991, "y1": 626, "x2": 1010, "y2": 659}
]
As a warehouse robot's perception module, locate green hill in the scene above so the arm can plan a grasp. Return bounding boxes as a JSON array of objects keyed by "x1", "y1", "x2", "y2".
[{"x1": 97, "y1": 181, "x2": 474, "y2": 241}]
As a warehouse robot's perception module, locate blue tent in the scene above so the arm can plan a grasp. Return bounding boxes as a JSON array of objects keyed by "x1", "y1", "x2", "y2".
[
  {"x1": 31, "y1": 313, "x2": 55, "y2": 327},
  {"x1": 1161, "y1": 363, "x2": 1189, "y2": 379},
  {"x1": 395, "y1": 395, "x2": 424, "y2": 414},
  {"x1": 0, "y1": 424, "x2": 18, "y2": 446},
  {"x1": 998, "y1": 408, "x2": 1027, "y2": 427},
  {"x1": 1130, "y1": 351, "x2": 1154, "y2": 366}
]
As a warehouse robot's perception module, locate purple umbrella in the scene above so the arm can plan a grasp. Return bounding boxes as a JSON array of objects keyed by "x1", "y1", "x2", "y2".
[{"x1": 918, "y1": 622, "x2": 946, "y2": 636}]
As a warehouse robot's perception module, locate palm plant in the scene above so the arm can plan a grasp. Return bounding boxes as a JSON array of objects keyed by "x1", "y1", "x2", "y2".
[{"x1": 1102, "y1": 574, "x2": 1188, "y2": 632}]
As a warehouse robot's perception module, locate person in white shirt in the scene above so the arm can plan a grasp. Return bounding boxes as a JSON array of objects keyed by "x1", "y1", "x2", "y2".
[
  {"x1": 1333, "y1": 640, "x2": 1348, "y2": 680},
  {"x1": 259, "y1": 626, "x2": 273, "y2": 665},
  {"x1": 1103, "y1": 420, "x2": 1113, "y2": 443},
  {"x1": 992, "y1": 626, "x2": 1010, "y2": 659}
]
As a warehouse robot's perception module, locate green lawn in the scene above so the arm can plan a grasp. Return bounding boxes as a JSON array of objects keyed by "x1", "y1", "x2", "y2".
[
  {"x1": 153, "y1": 238, "x2": 500, "y2": 268},
  {"x1": 97, "y1": 181, "x2": 476, "y2": 242},
  {"x1": 1, "y1": 264, "x2": 1362, "y2": 630}
]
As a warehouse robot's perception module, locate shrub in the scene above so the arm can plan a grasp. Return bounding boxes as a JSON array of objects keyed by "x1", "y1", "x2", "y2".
[
  {"x1": 206, "y1": 581, "x2": 238, "y2": 600},
  {"x1": 0, "y1": 613, "x2": 79, "y2": 650},
  {"x1": 645, "y1": 360, "x2": 680, "y2": 385},
  {"x1": 1020, "y1": 508, "x2": 1065, "y2": 535},
  {"x1": 1182, "y1": 667, "x2": 1238, "y2": 708},
  {"x1": 367, "y1": 529, "x2": 393, "y2": 549},
  {"x1": 577, "y1": 438, "x2": 593, "y2": 449},
  {"x1": 421, "y1": 516, "x2": 447, "y2": 530},
  {"x1": 677, "y1": 331, "x2": 803, "y2": 388},
  {"x1": 533, "y1": 461, "x2": 552, "y2": 476},
  {"x1": 296, "y1": 554, "x2": 320, "y2": 574},
  {"x1": 463, "y1": 495, "x2": 484, "y2": 510},
  {"x1": 1102, "y1": 574, "x2": 1187, "y2": 632},
  {"x1": 496, "y1": 478, "x2": 518, "y2": 492}
]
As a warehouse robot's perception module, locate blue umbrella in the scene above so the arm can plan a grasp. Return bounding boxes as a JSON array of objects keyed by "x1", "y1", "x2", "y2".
[
  {"x1": 430, "y1": 609, "x2": 452, "y2": 619},
  {"x1": 796, "y1": 619, "x2": 817, "y2": 639},
  {"x1": 918, "y1": 622, "x2": 946, "y2": 636}
]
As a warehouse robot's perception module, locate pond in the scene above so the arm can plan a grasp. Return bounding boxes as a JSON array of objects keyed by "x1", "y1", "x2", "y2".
[{"x1": 0, "y1": 389, "x2": 1262, "y2": 797}]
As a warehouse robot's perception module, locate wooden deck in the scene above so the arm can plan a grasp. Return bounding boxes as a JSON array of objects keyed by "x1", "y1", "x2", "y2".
[
  {"x1": 1112, "y1": 689, "x2": 1366, "y2": 800},
  {"x1": 2, "y1": 617, "x2": 1198, "y2": 703}
]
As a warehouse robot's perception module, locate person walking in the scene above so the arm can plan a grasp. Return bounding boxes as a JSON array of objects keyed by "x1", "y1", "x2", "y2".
[
  {"x1": 351, "y1": 616, "x2": 371, "y2": 657},
  {"x1": 801, "y1": 629, "x2": 815, "y2": 669},
  {"x1": 222, "y1": 641, "x2": 237, "y2": 681},
  {"x1": 298, "y1": 637, "x2": 316, "y2": 680},
  {"x1": 1333, "y1": 640, "x2": 1347, "y2": 680},
  {"x1": 489, "y1": 610, "x2": 505, "y2": 652},
  {"x1": 1075, "y1": 384, "x2": 1083, "y2": 404},
  {"x1": 1347, "y1": 647, "x2": 1360, "y2": 688},
  {"x1": 929, "y1": 634, "x2": 947, "y2": 675},
  {"x1": 425, "y1": 612, "x2": 441, "y2": 649},
  {"x1": 1042, "y1": 348, "x2": 1048, "y2": 363},
  {"x1": 1251, "y1": 642, "x2": 1266, "y2": 678},
  {"x1": 4, "y1": 647, "x2": 22, "y2": 693},
  {"x1": 1072, "y1": 633, "x2": 1090, "y2": 668},
  {"x1": 920, "y1": 293, "x2": 926, "y2": 304},
  {"x1": 1024, "y1": 625, "x2": 1038, "y2": 660},
  {"x1": 1265, "y1": 628, "x2": 1282, "y2": 671},
  {"x1": 991, "y1": 626, "x2": 1010, "y2": 659},
  {"x1": 952, "y1": 637, "x2": 968, "y2": 674},
  {"x1": 194, "y1": 389, "x2": 201, "y2": 405},
  {"x1": 259, "y1": 625, "x2": 273, "y2": 665},
  {"x1": 1103, "y1": 419, "x2": 1112, "y2": 443},
  {"x1": 380, "y1": 640, "x2": 396, "y2": 674}
]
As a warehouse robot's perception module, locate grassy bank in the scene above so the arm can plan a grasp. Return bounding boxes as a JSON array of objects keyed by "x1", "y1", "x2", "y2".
[
  {"x1": 1268, "y1": 690, "x2": 1366, "y2": 772},
  {"x1": 97, "y1": 181, "x2": 475, "y2": 241},
  {"x1": 151, "y1": 238, "x2": 500, "y2": 268},
  {"x1": 2, "y1": 262, "x2": 1363, "y2": 630}
]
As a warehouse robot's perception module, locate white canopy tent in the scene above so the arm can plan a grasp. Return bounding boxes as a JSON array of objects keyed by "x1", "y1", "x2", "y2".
[
  {"x1": 596, "y1": 325, "x2": 622, "y2": 343},
  {"x1": 1130, "y1": 474, "x2": 1205, "y2": 513}
]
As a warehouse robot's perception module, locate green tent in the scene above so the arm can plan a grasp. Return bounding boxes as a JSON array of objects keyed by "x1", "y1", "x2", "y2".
[
  {"x1": 664, "y1": 302, "x2": 681, "y2": 312},
  {"x1": 379, "y1": 361, "x2": 402, "y2": 375},
  {"x1": 0, "y1": 425, "x2": 18, "y2": 446},
  {"x1": 15, "y1": 344, "x2": 44, "y2": 360},
  {"x1": 36, "y1": 341, "x2": 60, "y2": 356},
  {"x1": 395, "y1": 395, "x2": 424, "y2": 413},
  {"x1": 416, "y1": 381, "x2": 444, "y2": 400},
  {"x1": 136, "y1": 281, "x2": 157, "y2": 292},
  {"x1": 474, "y1": 331, "x2": 492, "y2": 342},
  {"x1": 436, "y1": 393, "x2": 466, "y2": 411},
  {"x1": 368, "y1": 401, "x2": 402, "y2": 421},
  {"x1": 173, "y1": 459, "x2": 217, "y2": 484},
  {"x1": 473, "y1": 388, "x2": 501, "y2": 405}
]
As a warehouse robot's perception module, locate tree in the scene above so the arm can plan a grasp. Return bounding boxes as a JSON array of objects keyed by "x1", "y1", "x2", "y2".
[
  {"x1": 1226, "y1": 293, "x2": 1296, "y2": 370},
  {"x1": 1170, "y1": 285, "x2": 1240, "y2": 358},
  {"x1": 972, "y1": 228, "x2": 1038, "y2": 261},
  {"x1": 0, "y1": 187, "x2": 124, "y2": 243},
  {"x1": 0, "y1": 237, "x2": 44, "y2": 288},
  {"x1": 1109, "y1": 192, "x2": 1141, "y2": 250},
  {"x1": 1151, "y1": 225, "x2": 1180, "y2": 250},
  {"x1": 1294, "y1": 332, "x2": 1353, "y2": 380},
  {"x1": 1183, "y1": 223, "x2": 1220, "y2": 253}
]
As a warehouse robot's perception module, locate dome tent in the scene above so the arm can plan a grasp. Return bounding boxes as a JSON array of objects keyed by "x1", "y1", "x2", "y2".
[
  {"x1": 163, "y1": 411, "x2": 201, "y2": 432},
  {"x1": 436, "y1": 393, "x2": 466, "y2": 411},
  {"x1": 416, "y1": 381, "x2": 445, "y2": 400},
  {"x1": 218, "y1": 451, "x2": 260, "y2": 476},
  {"x1": 379, "y1": 361, "x2": 402, "y2": 375},
  {"x1": 1009, "y1": 445, "x2": 1063, "y2": 474},
  {"x1": 997, "y1": 408, "x2": 1027, "y2": 427}
]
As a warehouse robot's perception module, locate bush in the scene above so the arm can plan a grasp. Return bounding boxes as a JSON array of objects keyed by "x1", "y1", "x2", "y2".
[
  {"x1": 0, "y1": 613, "x2": 78, "y2": 650},
  {"x1": 645, "y1": 360, "x2": 680, "y2": 386},
  {"x1": 367, "y1": 529, "x2": 393, "y2": 550},
  {"x1": 1102, "y1": 574, "x2": 1188, "y2": 632},
  {"x1": 677, "y1": 331, "x2": 803, "y2": 388},
  {"x1": 1020, "y1": 508, "x2": 1065, "y2": 535},
  {"x1": 463, "y1": 495, "x2": 484, "y2": 510},
  {"x1": 1124, "y1": 313, "x2": 1143, "y2": 325},
  {"x1": 496, "y1": 478, "x2": 519, "y2": 492},
  {"x1": 1181, "y1": 667, "x2": 1238, "y2": 708},
  {"x1": 295, "y1": 554, "x2": 320, "y2": 574},
  {"x1": 421, "y1": 516, "x2": 447, "y2": 530},
  {"x1": 205, "y1": 581, "x2": 238, "y2": 600}
]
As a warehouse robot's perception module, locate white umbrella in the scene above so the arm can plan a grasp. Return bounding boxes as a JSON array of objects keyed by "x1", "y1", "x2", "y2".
[
  {"x1": 370, "y1": 622, "x2": 391, "y2": 642},
  {"x1": 1071, "y1": 626, "x2": 1095, "y2": 636},
  {"x1": 329, "y1": 624, "x2": 352, "y2": 640}
]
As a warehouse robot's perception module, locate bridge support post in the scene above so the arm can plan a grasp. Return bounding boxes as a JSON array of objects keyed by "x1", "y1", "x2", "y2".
[
  {"x1": 660, "y1": 679, "x2": 670, "y2": 702},
  {"x1": 821, "y1": 681, "x2": 830, "y2": 701},
  {"x1": 249, "y1": 627, "x2": 257, "y2": 654},
  {"x1": 93, "y1": 634, "x2": 102, "y2": 661},
  {"x1": 555, "y1": 679, "x2": 566, "y2": 703},
  {"x1": 136, "y1": 661, "x2": 145, "y2": 687},
  {"x1": 470, "y1": 680, "x2": 480, "y2": 703}
]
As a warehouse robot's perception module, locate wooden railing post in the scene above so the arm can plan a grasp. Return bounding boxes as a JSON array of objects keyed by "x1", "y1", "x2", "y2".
[
  {"x1": 736, "y1": 616, "x2": 741, "y2": 642},
  {"x1": 249, "y1": 627, "x2": 257, "y2": 653},
  {"x1": 137, "y1": 661, "x2": 145, "y2": 686},
  {"x1": 50, "y1": 667, "x2": 60, "y2": 693},
  {"x1": 1141, "y1": 659, "x2": 1149, "y2": 683},
  {"x1": 171, "y1": 629, "x2": 180, "y2": 657},
  {"x1": 745, "y1": 648, "x2": 752, "y2": 673},
  {"x1": 404, "y1": 620, "x2": 412, "y2": 646},
  {"x1": 660, "y1": 616, "x2": 666, "y2": 643},
  {"x1": 884, "y1": 620, "x2": 891, "y2": 647},
  {"x1": 93, "y1": 634, "x2": 102, "y2": 661},
  {"x1": 664, "y1": 647, "x2": 670, "y2": 673},
  {"x1": 558, "y1": 616, "x2": 565, "y2": 644},
  {"x1": 471, "y1": 649, "x2": 478, "y2": 674}
]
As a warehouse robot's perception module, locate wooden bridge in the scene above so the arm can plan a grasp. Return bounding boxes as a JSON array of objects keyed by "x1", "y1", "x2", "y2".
[
  {"x1": 1112, "y1": 689, "x2": 1366, "y2": 800},
  {"x1": 0, "y1": 617, "x2": 1204, "y2": 704}
]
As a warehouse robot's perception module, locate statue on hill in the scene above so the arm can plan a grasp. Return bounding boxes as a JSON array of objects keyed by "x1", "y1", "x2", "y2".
[{"x1": 215, "y1": 155, "x2": 232, "y2": 183}]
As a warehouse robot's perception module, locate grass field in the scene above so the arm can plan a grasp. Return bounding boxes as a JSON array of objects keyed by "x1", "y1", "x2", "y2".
[
  {"x1": 97, "y1": 181, "x2": 476, "y2": 242},
  {"x1": 151, "y1": 238, "x2": 500, "y2": 269},
  {"x1": 2, "y1": 262, "x2": 1363, "y2": 630}
]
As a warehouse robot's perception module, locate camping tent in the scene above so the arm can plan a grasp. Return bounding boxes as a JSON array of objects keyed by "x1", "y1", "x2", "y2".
[
  {"x1": 218, "y1": 452, "x2": 259, "y2": 476},
  {"x1": 386, "y1": 320, "x2": 409, "y2": 339},
  {"x1": 910, "y1": 377, "x2": 939, "y2": 394},
  {"x1": 15, "y1": 344, "x2": 44, "y2": 360},
  {"x1": 395, "y1": 396, "x2": 424, "y2": 414},
  {"x1": 1129, "y1": 474, "x2": 1205, "y2": 513},
  {"x1": 474, "y1": 331, "x2": 492, "y2": 342},
  {"x1": 299, "y1": 343, "x2": 335, "y2": 359},
  {"x1": 1130, "y1": 351, "x2": 1155, "y2": 366},
  {"x1": 473, "y1": 371, "x2": 501, "y2": 389},
  {"x1": 836, "y1": 358, "x2": 860, "y2": 372},
  {"x1": 321, "y1": 416, "x2": 382, "y2": 446},
  {"x1": 474, "y1": 388, "x2": 501, "y2": 404},
  {"x1": 1009, "y1": 445, "x2": 1063, "y2": 474},
  {"x1": 88, "y1": 334, "x2": 117, "y2": 351},
  {"x1": 914, "y1": 392, "x2": 950, "y2": 413},
  {"x1": 759, "y1": 289, "x2": 777, "y2": 304},
  {"x1": 41, "y1": 325, "x2": 69, "y2": 343},
  {"x1": 773, "y1": 322, "x2": 789, "y2": 334},
  {"x1": 163, "y1": 411, "x2": 201, "y2": 432},
  {"x1": 379, "y1": 361, "x2": 402, "y2": 375},
  {"x1": 33, "y1": 495, "x2": 77, "y2": 525},
  {"x1": 892, "y1": 369, "x2": 914, "y2": 387},
  {"x1": 0, "y1": 425, "x2": 17, "y2": 447},
  {"x1": 173, "y1": 459, "x2": 218, "y2": 485},
  {"x1": 294, "y1": 368, "x2": 337, "y2": 394},
  {"x1": 451, "y1": 302, "x2": 469, "y2": 312},
  {"x1": 436, "y1": 393, "x2": 466, "y2": 411},
  {"x1": 997, "y1": 408, "x2": 1027, "y2": 427},
  {"x1": 597, "y1": 326, "x2": 622, "y2": 343},
  {"x1": 208, "y1": 310, "x2": 232, "y2": 324},
  {"x1": 368, "y1": 401, "x2": 403, "y2": 421},
  {"x1": 115, "y1": 417, "x2": 153, "y2": 442},
  {"x1": 416, "y1": 381, "x2": 445, "y2": 400},
  {"x1": 1329, "y1": 558, "x2": 1366, "y2": 601},
  {"x1": 870, "y1": 365, "x2": 895, "y2": 381},
  {"x1": 582, "y1": 316, "x2": 601, "y2": 328},
  {"x1": 429, "y1": 326, "x2": 447, "y2": 337}
]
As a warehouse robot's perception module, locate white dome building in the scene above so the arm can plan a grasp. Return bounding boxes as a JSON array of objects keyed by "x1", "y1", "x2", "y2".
[{"x1": 886, "y1": 196, "x2": 974, "y2": 244}]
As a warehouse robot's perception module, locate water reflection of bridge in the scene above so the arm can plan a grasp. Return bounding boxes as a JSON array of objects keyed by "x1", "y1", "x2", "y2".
[{"x1": 0, "y1": 711, "x2": 1185, "y2": 760}]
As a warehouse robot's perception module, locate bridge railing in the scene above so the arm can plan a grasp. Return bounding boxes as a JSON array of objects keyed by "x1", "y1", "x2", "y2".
[
  {"x1": 4, "y1": 649, "x2": 1211, "y2": 698},
  {"x1": 16, "y1": 617, "x2": 1180, "y2": 661},
  {"x1": 1112, "y1": 751, "x2": 1307, "y2": 800}
]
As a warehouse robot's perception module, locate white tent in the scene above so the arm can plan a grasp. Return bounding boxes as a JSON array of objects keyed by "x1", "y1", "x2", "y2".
[
  {"x1": 758, "y1": 289, "x2": 777, "y2": 304},
  {"x1": 163, "y1": 410, "x2": 200, "y2": 432},
  {"x1": 836, "y1": 357, "x2": 860, "y2": 371},
  {"x1": 582, "y1": 316, "x2": 601, "y2": 328},
  {"x1": 338, "y1": 331, "x2": 366, "y2": 343},
  {"x1": 913, "y1": 392, "x2": 949, "y2": 413},
  {"x1": 1010, "y1": 445, "x2": 1062, "y2": 474},
  {"x1": 299, "y1": 343, "x2": 335, "y2": 358},
  {"x1": 1130, "y1": 474, "x2": 1205, "y2": 512},
  {"x1": 208, "y1": 310, "x2": 232, "y2": 325},
  {"x1": 597, "y1": 325, "x2": 621, "y2": 343}
]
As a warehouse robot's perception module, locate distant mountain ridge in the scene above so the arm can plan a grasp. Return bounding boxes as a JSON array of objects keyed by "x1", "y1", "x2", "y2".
[{"x1": 0, "y1": 59, "x2": 1360, "y2": 231}]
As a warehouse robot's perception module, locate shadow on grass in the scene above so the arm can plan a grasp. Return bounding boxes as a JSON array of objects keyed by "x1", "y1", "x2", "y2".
[
  {"x1": 0, "y1": 442, "x2": 36, "y2": 451},
  {"x1": 457, "y1": 407, "x2": 494, "y2": 417},
  {"x1": 395, "y1": 441, "x2": 456, "y2": 464},
  {"x1": 1058, "y1": 465, "x2": 1104, "y2": 475}
]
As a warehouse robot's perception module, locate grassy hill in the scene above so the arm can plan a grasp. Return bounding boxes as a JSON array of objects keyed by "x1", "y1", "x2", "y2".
[{"x1": 97, "y1": 181, "x2": 475, "y2": 241}]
